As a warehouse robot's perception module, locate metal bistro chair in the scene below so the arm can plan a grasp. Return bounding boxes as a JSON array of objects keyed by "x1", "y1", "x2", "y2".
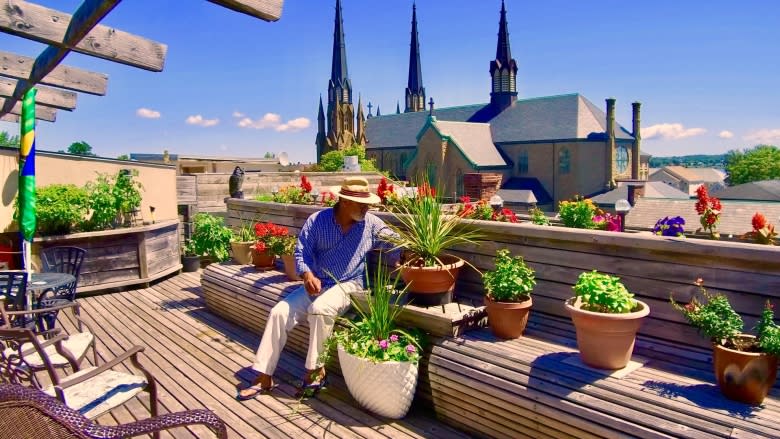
[
  {"x1": 38, "y1": 247, "x2": 85, "y2": 330},
  {"x1": 0, "y1": 271, "x2": 33, "y2": 329},
  {"x1": 0, "y1": 383, "x2": 227, "y2": 439}
]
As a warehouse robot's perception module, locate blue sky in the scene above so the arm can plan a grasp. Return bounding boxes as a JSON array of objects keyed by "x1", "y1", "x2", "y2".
[{"x1": 2, "y1": 0, "x2": 779, "y2": 163}]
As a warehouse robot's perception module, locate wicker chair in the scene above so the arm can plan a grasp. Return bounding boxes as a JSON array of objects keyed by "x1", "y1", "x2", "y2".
[
  {"x1": 0, "y1": 327, "x2": 160, "y2": 435},
  {"x1": 0, "y1": 383, "x2": 227, "y2": 438},
  {"x1": 1, "y1": 300, "x2": 96, "y2": 372}
]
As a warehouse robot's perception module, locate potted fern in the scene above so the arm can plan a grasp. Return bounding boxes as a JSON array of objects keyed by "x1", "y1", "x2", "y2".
[
  {"x1": 483, "y1": 249, "x2": 535, "y2": 339},
  {"x1": 565, "y1": 270, "x2": 650, "y2": 369},
  {"x1": 322, "y1": 257, "x2": 423, "y2": 419},
  {"x1": 671, "y1": 279, "x2": 779, "y2": 404},
  {"x1": 384, "y1": 183, "x2": 483, "y2": 305}
]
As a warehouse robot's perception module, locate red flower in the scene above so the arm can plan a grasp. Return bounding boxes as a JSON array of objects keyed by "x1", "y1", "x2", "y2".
[
  {"x1": 417, "y1": 183, "x2": 436, "y2": 198},
  {"x1": 459, "y1": 195, "x2": 471, "y2": 204},
  {"x1": 300, "y1": 175, "x2": 312, "y2": 193},
  {"x1": 752, "y1": 212, "x2": 767, "y2": 231},
  {"x1": 254, "y1": 241, "x2": 267, "y2": 252}
]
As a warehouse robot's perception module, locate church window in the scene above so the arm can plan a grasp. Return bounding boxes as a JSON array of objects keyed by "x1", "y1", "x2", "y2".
[
  {"x1": 616, "y1": 145, "x2": 629, "y2": 174},
  {"x1": 342, "y1": 88, "x2": 349, "y2": 103},
  {"x1": 509, "y1": 74, "x2": 516, "y2": 92},
  {"x1": 559, "y1": 149, "x2": 570, "y2": 174},
  {"x1": 501, "y1": 71, "x2": 510, "y2": 91},
  {"x1": 518, "y1": 151, "x2": 528, "y2": 174},
  {"x1": 493, "y1": 70, "x2": 500, "y2": 93}
]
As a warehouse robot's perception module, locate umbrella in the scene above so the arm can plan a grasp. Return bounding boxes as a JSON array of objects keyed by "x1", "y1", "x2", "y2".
[{"x1": 19, "y1": 88, "x2": 37, "y2": 285}]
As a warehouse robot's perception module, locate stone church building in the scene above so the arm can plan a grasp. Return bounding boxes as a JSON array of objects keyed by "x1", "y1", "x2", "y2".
[{"x1": 315, "y1": 1, "x2": 645, "y2": 206}]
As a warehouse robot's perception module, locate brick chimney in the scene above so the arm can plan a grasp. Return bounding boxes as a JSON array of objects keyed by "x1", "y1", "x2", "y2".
[{"x1": 632, "y1": 101, "x2": 641, "y2": 179}]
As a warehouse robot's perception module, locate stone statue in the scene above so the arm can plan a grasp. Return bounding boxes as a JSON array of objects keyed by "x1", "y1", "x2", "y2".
[{"x1": 229, "y1": 166, "x2": 245, "y2": 199}]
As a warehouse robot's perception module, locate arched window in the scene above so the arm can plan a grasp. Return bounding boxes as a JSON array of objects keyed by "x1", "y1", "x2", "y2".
[
  {"x1": 493, "y1": 70, "x2": 500, "y2": 93},
  {"x1": 501, "y1": 71, "x2": 510, "y2": 91},
  {"x1": 559, "y1": 149, "x2": 570, "y2": 174},
  {"x1": 616, "y1": 145, "x2": 629, "y2": 174},
  {"x1": 518, "y1": 151, "x2": 528, "y2": 174}
]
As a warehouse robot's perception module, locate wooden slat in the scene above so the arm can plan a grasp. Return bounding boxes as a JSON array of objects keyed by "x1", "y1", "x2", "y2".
[
  {"x1": 0, "y1": 78, "x2": 76, "y2": 110},
  {"x1": 0, "y1": 50, "x2": 108, "y2": 95},
  {"x1": 2, "y1": 98, "x2": 56, "y2": 121},
  {"x1": 0, "y1": 113, "x2": 18, "y2": 122},
  {"x1": 208, "y1": 0, "x2": 284, "y2": 21},
  {"x1": 0, "y1": 0, "x2": 167, "y2": 72}
]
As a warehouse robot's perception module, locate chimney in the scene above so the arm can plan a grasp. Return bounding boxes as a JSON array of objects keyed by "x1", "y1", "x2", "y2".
[
  {"x1": 606, "y1": 98, "x2": 616, "y2": 182},
  {"x1": 632, "y1": 101, "x2": 642, "y2": 179},
  {"x1": 627, "y1": 182, "x2": 645, "y2": 206}
]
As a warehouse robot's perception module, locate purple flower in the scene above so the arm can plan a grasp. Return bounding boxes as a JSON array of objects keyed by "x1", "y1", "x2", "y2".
[
  {"x1": 405, "y1": 344, "x2": 416, "y2": 354},
  {"x1": 390, "y1": 334, "x2": 399, "y2": 343},
  {"x1": 379, "y1": 339, "x2": 388, "y2": 350}
]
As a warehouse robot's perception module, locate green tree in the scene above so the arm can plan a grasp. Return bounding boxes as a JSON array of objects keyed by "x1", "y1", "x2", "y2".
[
  {"x1": 117, "y1": 154, "x2": 130, "y2": 160},
  {"x1": 0, "y1": 131, "x2": 20, "y2": 148},
  {"x1": 725, "y1": 145, "x2": 780, "y2": 185},
  {"x1": 67, "y1": 141, "x2": 96, "y2": 156},
  {"x1": 263, "y1": 152, "x2": 275, "y2": 159},
  {"x1": 318, "y1": 144, "x2": 379, "y2": 172}
]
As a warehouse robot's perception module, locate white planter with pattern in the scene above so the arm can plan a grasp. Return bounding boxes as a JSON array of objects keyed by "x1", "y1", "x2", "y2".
[{"x1": 337, "y1": 345, "x2": 419, "y2": 419}]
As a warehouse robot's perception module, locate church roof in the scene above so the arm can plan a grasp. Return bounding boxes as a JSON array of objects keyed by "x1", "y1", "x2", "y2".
[
  {"x1": 711, "y1": 180, "x2": 780, "y2": 201},
  {"x1": 591, "y1": 181, "x2": 691, "y2": 205},
  {"x1": 424, "y1": 119, "x2": 507, "y2": 167},
  {"x1": 365, "y1": 93, "x2": 635, "y2": 150}
]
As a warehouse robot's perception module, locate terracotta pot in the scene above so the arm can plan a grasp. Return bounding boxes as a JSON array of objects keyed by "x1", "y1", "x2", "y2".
[
  {"x1": 485, "y1": 296, "x2": 532, "y2": 339},
  {"x1": 280, "y1": 254, "x2": 301, "y2": 281},
  {"x1": 565, "y1": 297, "x2": 650, "y2": 369},
  {"x1": 400, "y1": 255, "x2": 464, "y2": 305},
  {"x1": 337, "y1": 346, "x2": 419, "y2": 419},
  {"x1": 713, "y1": 335, "x2": 778, "y2": 405},
  {"x1": 230, "y1": 241, "x2": 254, "y2": 265},
  {"x1": 251, "y1": 248, "x2": 275, "y2": 270}
]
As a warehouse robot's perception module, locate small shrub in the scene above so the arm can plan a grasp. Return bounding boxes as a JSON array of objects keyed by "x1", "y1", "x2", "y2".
[
  {"x1": 189, "y1": 213, "x2": 232, "y2": 261},
  {"x1": 483, "y1": 249, "x2": 535, "y2": 302},
  {"x1": 20, "y1": 184, "x2": 89, "y2": 235},
  {"x1": 558, "y1": 197, "x2": 599, "y2": 229},
  {"x1": 572, "y1": 270, "x2": 637, "y2": 314},
  {"x1": 529, "y1": 207, "x2": 550, "y2": 226}
]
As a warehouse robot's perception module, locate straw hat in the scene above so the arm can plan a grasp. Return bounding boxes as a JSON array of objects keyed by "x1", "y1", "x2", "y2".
[{"x1": 332, "y1": 177, "x2": 381, "y2": 204}]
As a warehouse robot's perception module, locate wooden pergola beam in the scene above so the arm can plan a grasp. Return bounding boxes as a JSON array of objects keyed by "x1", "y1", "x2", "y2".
[
  {"x1": 208, "y1": 0, "x2": 283, "y2": 21},
  {"x1": 0, "y1": 78, "x2": 76, "y2": 111},
  {"x1": 2, "y1": 99, "x2": 56, "y2": 122},
  {"x1": 0, "y1": 50, "x2": 108, "y2": 96},
  {"x1": 0, "y1": 0, "x2": 167, "y2": 72},
  {"x1": 0, "y1": 114, "x2": 19, "y2": 123}
]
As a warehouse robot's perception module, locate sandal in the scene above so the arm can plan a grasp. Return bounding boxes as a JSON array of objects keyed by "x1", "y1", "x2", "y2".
[
  {"x1": 294, "y1": 376, "x2": 329, "y2": 399},
  {"x1": 236, "y1": 383, "x2": 278, "y2": 401}
]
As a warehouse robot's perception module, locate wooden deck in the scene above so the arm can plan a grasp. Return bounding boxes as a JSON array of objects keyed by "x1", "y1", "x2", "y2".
[{"x1": 57, "y1": 272, "x2": 470, "y2": 439}]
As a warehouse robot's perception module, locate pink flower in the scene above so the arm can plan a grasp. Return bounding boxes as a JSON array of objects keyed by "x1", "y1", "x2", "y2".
[
  {"x1": 405, "y1": 344, "x2": 416, "y2": 354},
  {"x1": 389, "y1": 334, "x2": 399, "y2": 343},
  {"x1": 378, "y1": 340, "x2": 388, "y2": 350}
]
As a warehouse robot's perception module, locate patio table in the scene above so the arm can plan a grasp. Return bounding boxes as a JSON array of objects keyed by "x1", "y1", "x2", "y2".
[{"x1": 27, "y1": 272, "x2": 77, "y2": 309}]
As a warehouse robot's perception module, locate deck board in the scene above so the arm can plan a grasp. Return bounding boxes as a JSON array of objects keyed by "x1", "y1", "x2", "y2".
[{"x1": 56, "y1": 272, "x2": 470, "y2": 439}]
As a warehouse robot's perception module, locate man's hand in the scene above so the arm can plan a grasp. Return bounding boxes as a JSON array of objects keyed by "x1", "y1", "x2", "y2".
[{"x1": 302, "y1": 272, "x2": 322, "y2": 296}]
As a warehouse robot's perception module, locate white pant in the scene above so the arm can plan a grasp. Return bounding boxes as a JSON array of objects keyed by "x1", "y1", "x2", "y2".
[{"x1": 252, "y1": 281, "x2": 361, "y2": 374}]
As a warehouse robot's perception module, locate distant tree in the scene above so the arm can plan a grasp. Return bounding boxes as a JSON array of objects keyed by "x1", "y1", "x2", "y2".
[
  {"x1": 67, "y1": 141, "x2": 96, "y2": 156},
  {"x1": 263, "y1": 152, "x2": 275, "y2": 159},
  {"x1": 318, "y1": 144, "x2": 378, "y2": 172},
  {"x1": 725, "y1": 144, "x2": 780, "y2": 185},
  {"x1": 117, "y1": 154, "x2": 130, "y2": 160},
  {"x1": 0, "y1": 131, "x2": 20, "y2": 148}
]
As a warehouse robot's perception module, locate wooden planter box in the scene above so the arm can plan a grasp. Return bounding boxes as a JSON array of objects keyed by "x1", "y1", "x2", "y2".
[{"x1": 32, "y1": 219, "x2": 182, "y2": 294}]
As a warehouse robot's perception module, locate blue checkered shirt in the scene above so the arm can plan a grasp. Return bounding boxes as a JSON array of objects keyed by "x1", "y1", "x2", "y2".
[{"x1": 294, "y1": 208, "x2": 399, "y2": 289}]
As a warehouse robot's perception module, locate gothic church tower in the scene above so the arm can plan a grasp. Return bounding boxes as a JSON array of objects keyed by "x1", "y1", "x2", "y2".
[
  {"x1": 490, "y1": 0, "x2": 518, "y2": 111},
  {"x1": 405, "y1": 3, "x2": 426, "y2": 113},
  {"x1": 316, "y1": 0, "x2": 356, "y2": 161}
]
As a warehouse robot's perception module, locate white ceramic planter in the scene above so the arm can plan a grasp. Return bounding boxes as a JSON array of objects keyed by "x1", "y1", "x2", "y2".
[{"x1": 337, "y1": 345, "x2": 419, "y2": 419}]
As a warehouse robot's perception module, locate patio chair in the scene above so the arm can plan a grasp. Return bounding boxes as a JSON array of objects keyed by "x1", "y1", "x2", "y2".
[
  {"x1": 0, "y1": 271, "x2": 33, "y2": 328},
  {"x1": 0, "y1": 326, "x2": 160, "y2": 435},
  {"x1": 1, "y1": 299, "x2": 96, "y2": 372},
  {"x1": 41, "y1": 246, "x2": 86, "y2": 282},
  {"x1": 0, "y1": 383, "x2": 227, "y2": 439}
]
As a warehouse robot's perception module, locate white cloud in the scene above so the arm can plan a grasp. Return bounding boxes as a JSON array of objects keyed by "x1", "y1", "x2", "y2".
[
  {"x1": 276, "y1": 117, "x2": 311, "y2": 132},
  {"x1": 718, "y1": 130, "x2": 734, "y2": 139},
  {"x1": 232, "y1": 111, "x2": 245, "y2": 118},
  {"x1": 237, "y1": 113, "x2": 310, "y2": 132},
  {"x1": 185, "y1": 115, "x2": 219, "y2": 127},
  {"x1": 642, "y1": 123, "x2": 706, "y2": 140},
  {"x1": 744, "y1": 128, "x2": 780, "y2": 144},
  {"x1": 136, "y1": 108, "x2": 160, "y2": 119}
]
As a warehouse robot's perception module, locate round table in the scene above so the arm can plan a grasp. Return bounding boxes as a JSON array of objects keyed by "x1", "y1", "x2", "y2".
[{"x1": 28, "y1": 272, "x2": 77, "y2": 308}]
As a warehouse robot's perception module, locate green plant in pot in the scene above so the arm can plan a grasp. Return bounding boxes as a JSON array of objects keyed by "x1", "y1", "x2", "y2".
[
  {"x1": 187, "y1": 213, "x2": 232, "y2": 267},
  {"x1": 384, "y1": 182, "x2": 483, "y2": 305},
  {"x1": 483, "y1": 249, "x2": 535, "y2": 339},
  {"x1": 565, "y1": 270, "x2": 650, "y2": 369},
  {"x1": 321, "y1": 256, "x2": 423, "y2": 419},
  {"x1": 230, "y1": 221, "x2": 256, "y2": 265},
  {"x1": 268, "y1": 231, "x2": 299, "y2": 281},
  {"x1": 671, "y1": 279, "x2": 780, "y2": 405}
]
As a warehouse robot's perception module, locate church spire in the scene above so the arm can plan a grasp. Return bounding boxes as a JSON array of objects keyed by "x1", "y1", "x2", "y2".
[
  {"x1": 489, "y1": 0, "x2": 518, "y2": 111},
  {"x1": 356, "y1": 94, "x2": 367, "y2": 145},
  {"x1": 331, "y1": 0, "x2": 350, "y2": 95},
  {"x1": 396, "y1": 101, "x2": 401, "y2": 114},
  {"x1": 316, "y1": 96, "x2": 326, "y2": 161},
  {"x1": 405, "y1": 2, "x2": 426, "y2": 113}
]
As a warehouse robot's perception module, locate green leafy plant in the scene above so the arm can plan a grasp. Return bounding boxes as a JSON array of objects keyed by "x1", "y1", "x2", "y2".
[
  {"x1": 321, "y1": 256, "x2": 423, "y2": 365},
  {"x1": 188, "y1": 213, "x2": 233, "y2": 261},
  {"x1": 15, "y1": 184, "x2": 89, "y2": 236},
  {"x1": 529, "y1": 207, "x2": 551, "y2": 226},
  {"x1": 384, "y1": 181, "x2": 484, "y2": 267},
  {"x1": 483, "y1": 249, "x2": 535, "y2": 302},
  {"x1": 572, "y1": 270, "x2": 637, "y2": 314},
  {"x1": 113, "y1": 169, "x2": 143, "y2": 224},
  {"x1": 317, "y1": 143, "x2": 379, "y2": 172},
  {"x1": 558, "y1": 197, "x2": 599, "y2": 229},
  {"x1": 84, "y1": 173, "x2": 117, "y2": 231},
  {"x1": 268, "y1": 233, "x2": 297, "y2": 256},
  {"x1": 232, "y1": 221, "x2": 256, "y2": 242},
  {"x1": 671, "y1": 279, "x2": 780, "y2": 354}
]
